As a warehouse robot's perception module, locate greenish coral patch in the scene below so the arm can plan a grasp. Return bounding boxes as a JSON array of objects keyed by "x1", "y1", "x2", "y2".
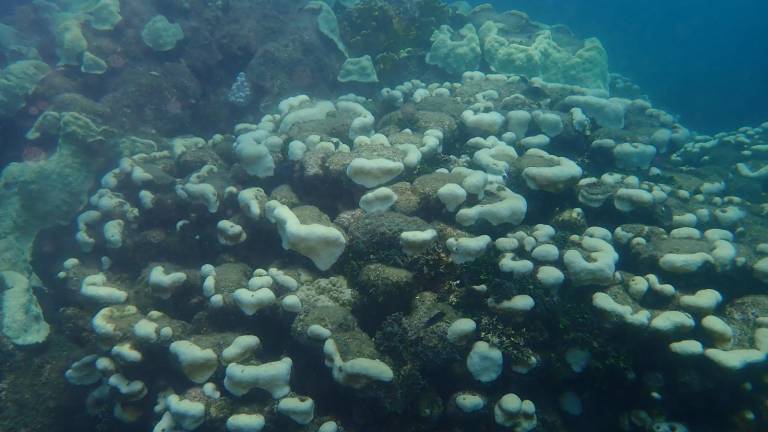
[
  {"x1": 141, "y1": 15, "x2": 185, "y2": 52},
  {"x1": 0, "y1": 112, "x2": 114, "y2": 277},
  {"x1": 338, "y1": 55, "x2": 379, "y2": 83},
  {"x1": 53, "y1": 15, "x2": 88, "y2": 66},
  {"x1": 426, "y1": 23, "x2": 482, "y2": 75},
  {"x1": 86, "y1": 0, "x2": 122, "y2": 31},
  {"x1": 306, "y1": 1, "x2": 349, "y2": 57},
  {"x1": 0, "y1": 60, "x2": 51, "y2": 118},
  {"x1": 81, "y1": 51, "x2": 108, "y2": 74},
  {"x1": 479, "y1": 21, "x2": 609, "y2": 90},
  {"x1": 35, "y1": 0, "x2": 123, "y2": 66}
]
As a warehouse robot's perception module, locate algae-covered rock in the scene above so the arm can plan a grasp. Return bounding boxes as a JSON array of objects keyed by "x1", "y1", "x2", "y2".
[
  {"x1": 269, "y1": 184, "x2": 302, "y2": 208},
  {"x1": 398, "y1": 292, "x2": 462, "y2": 366},
  {"x1": 412, "y1": 171, "x2": 467, "y2": 203},
  {"x1": 291, "y1": 304, "x2": 359, "y2": 346},
  {"x1": 357, "y1": 263, "x2": 415, "y2": 311},
  {"x1": 336, "y1": 0, "x2": 448, "y2": 83},
  {"x1": 347, "y1": 212, "x2": 432, "y2": 259},
  {"x1": 388, "y1": 182, "x2": 422, "y2": 214},
  {"x1": 297, "y1": 276, "x2": 358, "y2": 310},
  {"x1": 142, "y1": 15, "x2": 185, "y2": 52},
  {"x1": 1, "y1": 271, "x2": 50, "y2": 345},
  {"x1": 0, "y1": 60, "x2": 51, "y2": 118}
]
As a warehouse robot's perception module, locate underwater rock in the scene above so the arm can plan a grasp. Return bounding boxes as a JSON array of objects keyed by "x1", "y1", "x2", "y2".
[
  {"x1": 347, "y1": 211, "x2": 432, "y2": 260},
  {"x1": 357, "y1": 263, "x2": 415, "y2": 316}
]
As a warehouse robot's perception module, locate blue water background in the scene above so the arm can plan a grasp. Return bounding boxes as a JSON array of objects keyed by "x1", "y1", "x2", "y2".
[
  {"x1": 0, "y1": 1, "x2": 25, "y2": 16},
  {"x1": 476, "y1": 0, "x2": 768, "y2": 133}
]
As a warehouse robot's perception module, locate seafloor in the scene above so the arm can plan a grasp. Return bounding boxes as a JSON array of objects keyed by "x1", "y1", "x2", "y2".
[{"x1": 0, "y1": 1, "x2": 766, "y2": 432}]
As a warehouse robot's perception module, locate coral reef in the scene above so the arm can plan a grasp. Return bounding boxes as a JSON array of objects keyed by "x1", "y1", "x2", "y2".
[{"x1": 0, "y1": 2, "x2": 766, "y2": 432}]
